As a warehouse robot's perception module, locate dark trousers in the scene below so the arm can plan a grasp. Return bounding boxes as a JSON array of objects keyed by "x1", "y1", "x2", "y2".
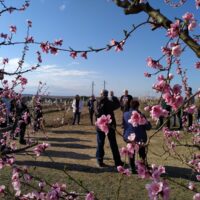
[
  {"x1": 129, "y1": 146, "x2": 146, "y2": 170},
  {"x1": 159, "y1": 117, "x2": 170, "y2": 128},
  {"x1": 89, "y1": 109, "x2": 94, "y2": 125},
  {"x1": 72, "y1": 112, "x2": 81, "y2": 125},
  {"x1": 188, "y1": 113, "x2": 193, "y2": 127},
  {"x1": 96, "y1": 128, "x2": 122, "y2": 166},
  {"x1": 19, "y1": 122, "x2": 27, "y2": 142}
]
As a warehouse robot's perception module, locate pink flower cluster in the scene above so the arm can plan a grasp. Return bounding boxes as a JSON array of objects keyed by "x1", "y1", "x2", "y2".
[
  {"x1": 86, "y1": 192, "x2": 95, "y2": 200},
  {"x1": 196, "y1": 0, "x2": 200, "y2": 9},
  {"x1": 33, "y1": 143, "x2": 50, "y2": 157},
  {"x1": 167, "y1": 20, "x2": 180, "y2": 38},
  {"x1": 144, "y1": 164, "x2": 169, "y2": 200},
  {"x1": 128, "y1": 111, "x2": 147, "y2": 127},
  {"x1": 188, "y1": 154, "x2": 200, "y2": 173},
  {"x1": 117, "y1": 166, "x2": 131, "y2": 176},
  {"x1": 110, "y1": 39, "x2": 124, "y2": 52},
  {"x1": 0, "y1": 156, "x2": 15, "y2": 169},
  {"x1": 150, "y1": 105, "x2": 169, "y2": 121},
  {"x1": 95, "y1": 114, "x2": 112, "y2": 135},
  {"x1": 146, "y1": 57, "x2": 163, "y2": 69},
  {"x1": 182, "y1": 12, "x2": 197, "y2": 31},
  {"x1": 0, "y1": 185, "x2": 5, "y2": 196}
]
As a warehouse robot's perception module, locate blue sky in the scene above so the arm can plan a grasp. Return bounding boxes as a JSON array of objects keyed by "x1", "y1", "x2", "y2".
[{"x1": 0, "y1": 0, "x2": 199, "y2": 97}]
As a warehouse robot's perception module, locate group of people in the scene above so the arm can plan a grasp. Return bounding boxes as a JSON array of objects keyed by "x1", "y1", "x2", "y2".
[
  {"x1": 158, "y1": 87, "x2": 197, "y2": 130},
  {"x1": 0, "y1": 91, "x2": 43, "y2": 146},
  {"x1": 86, "y1": 89, "x2": 152, "y2": 172}
]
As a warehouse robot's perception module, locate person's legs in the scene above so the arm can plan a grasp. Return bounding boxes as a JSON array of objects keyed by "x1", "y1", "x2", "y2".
[
  {"x1": 96, "y1": 130, "x2": 105, "y2": 165},
  {"x1": 77, "y1": 112, "x2": 81, "y2": 125},
  {"x1": 128, "y1": 154, "x2": 136, "y2": 173},
  {"x1": 107, "y1": 128, "x2": 123, "y2": 166},
  {"x1": 19, "y1": 122, "x2": 26, "y2": 145},
  {"x1": 89, "y1": 110, "x2": 94, "y2": 125},
  {"x1": 72, "y1": 112, "x2": 77, "y2": 125},
  {"x1": 188, "y1": 113, "x2": 193, "y2": 127}
]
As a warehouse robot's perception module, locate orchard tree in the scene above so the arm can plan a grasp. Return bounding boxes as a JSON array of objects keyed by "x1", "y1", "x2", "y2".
[{"x1": 0, "y1": 0, "x2": 200, "y2": 199}]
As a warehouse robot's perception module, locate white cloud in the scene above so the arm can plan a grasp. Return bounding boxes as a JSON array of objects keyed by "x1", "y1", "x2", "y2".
[{"x1": 1, "y1": 57, "x2": 98, "y2": 96}]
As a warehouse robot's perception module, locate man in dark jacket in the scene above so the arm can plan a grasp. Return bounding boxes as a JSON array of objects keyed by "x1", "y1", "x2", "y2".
[{"x1": 95, "y1": 89, "x2": 123, "y2": 168}]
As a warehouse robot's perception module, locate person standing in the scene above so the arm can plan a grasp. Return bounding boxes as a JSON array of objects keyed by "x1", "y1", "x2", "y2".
[
  {"x1": 12, "y1": 98, "x2": 31, "y2": 145},
  {"x1": 123, "y1": 100, "x2": 152, "y2": 173},
  {"x1": 87, "y1": 95, "x2": 96, "y2": 125},
  {"x1": 185, "y1": 87, "x2": 195, "y2": 127},
  {"x1": 95, "y1": 89, "x2": 123, "y2": 167},
  {"x1": 120, "y1": 89, "x2": 133, "y2": 127},
  {"x1": 72, "y1": 95, "x2": 83, "y2": 125}
]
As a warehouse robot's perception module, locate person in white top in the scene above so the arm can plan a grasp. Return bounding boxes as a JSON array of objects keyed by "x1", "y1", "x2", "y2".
[{"x1": 71, "y1": 95, "x2": 83, "y2": 125}]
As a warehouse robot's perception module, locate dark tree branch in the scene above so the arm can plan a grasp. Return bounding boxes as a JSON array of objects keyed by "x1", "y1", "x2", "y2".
[{"x1": 114, "y1": 2, "x2": 200, "y2": 58}]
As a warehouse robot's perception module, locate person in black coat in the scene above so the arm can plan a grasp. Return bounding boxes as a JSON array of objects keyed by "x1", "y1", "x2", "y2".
[{"x1": 95, "y1": 89, "x2": 123, "y2": 168}]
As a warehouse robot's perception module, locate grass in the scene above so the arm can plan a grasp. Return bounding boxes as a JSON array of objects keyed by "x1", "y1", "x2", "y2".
[{"x1": 0, "y1": 106, "x2": 199, "y2": 199}]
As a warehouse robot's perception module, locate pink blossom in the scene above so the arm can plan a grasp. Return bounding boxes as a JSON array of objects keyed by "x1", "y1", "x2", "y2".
[
  {"x1": 193, "y1": 193, "x2": 200, "y2": 200},
  {"x1": 70, "y1": 51, "x2": 77, "y2": 59},
  {"x1": 19, "y1": 77, "x2": 28, "y2": 85},
  {"x1": 146, "y1": 57, "x2": 163, "y2": 69},
  {"x1": 40, "y1": 42, "x2": 50, "y2": 53},
  {"x1": 188, "y1": 20, "x2": 197, "y2": 31},
  {"x1": 9, "y1": 25, "x2": 17, "y2": 33},
  {"x1": 161, "y1": 46, "x2": 171, "y2": 56},
  {"x1": 188, "y1": 182, "x2": 195, "y2": 190},
  {"x1": 81, "y1": 52, "x2": 87, "y2": 59},
  {"x1": 54, "y1": 39, "x2": 63, "y2": 46},
  {"x1": 27, "y1": 20, "x2": 32, "y2": 27},
  {"x1": 86, "y1": 192, "x2": 95, "y2": 200},
  {"x1": 128, "y1": 111, "x2": 147, "y2": 127},
  {"x1": 2, "y1": 58, "x2": 9, "y2": 65},
  {"x1": 33, "y1": 143, "x2": 50, "y2": 156},
  {"x1": 144, "y1": 72, "x2": 151, "y2": 77},
  {"x1": 117, "y1": 166, "x2": 131, "y2": 176},
  {"x1": 146, "y1": 181, "x2": 163, "y2": 198},
  {"x1": 0, "y1": 33, "x2": 8, "y2": 39},
  {"x1": 150, "y1": 105, "x2": 168, "y2": 120},
  {"x1": 50, "y1": 46, "x2": 58, "y2": 55},
  {"x1": 171, "y1": 44, "x2": 182, "y2": 57},
  {"x1": 0, "y1": 185, "x2": 5, "y2": 194},
  {"x1": 144, "y1": 106, "x2": 151, "y2": 112},
  {"x1": 167, "y1": 20, "x2": 180, "y2": 38},
  {"x1": 25, "y1": 36, "x2": 34, "y2": 43},
  {"x1": 182, "y1": 12, "x2": 194, "y2": 21},
  {"x1": 196, "y1": 0, "x2": 200, "y2": 9},
  {"x1": 95, "y1": 115, "x2": 112, "y2": 135},
  {"x1": 196, "y1": 175, "x2": 200, "y2": 181},
  {"x1": 195, "y1": 61, "x2": 200, "y2": 69},
  {"x1": 168, "y1": 73, "x2": 174, "y2": 80}
]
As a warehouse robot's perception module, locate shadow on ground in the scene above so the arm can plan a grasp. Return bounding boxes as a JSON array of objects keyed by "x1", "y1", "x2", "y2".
[
  {"x1": 50, "y1": 142, "x2": 95, "y2": 149},
  {"x1": 16, "y1": 160, "x2": 116, "y2": 173},
  {"x1": 49, "y1": 129, "x2": 95, "y2": 135},
  {"x1": 164, "y1": 165, "x2": 198, "y2": 181},
  {"x1": 39, "y1": 137, "x2": 91, "y2": 143}
]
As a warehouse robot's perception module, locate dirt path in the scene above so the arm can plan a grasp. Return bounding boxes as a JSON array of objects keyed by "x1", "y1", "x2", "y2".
[{"x1": 16, "y1": 112, "x2": 125, "y2": 173}]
